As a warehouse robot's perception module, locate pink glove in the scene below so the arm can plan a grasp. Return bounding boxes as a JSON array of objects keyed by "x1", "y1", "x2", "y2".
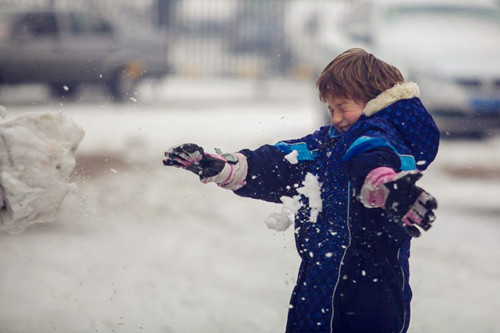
[{"x1": 359, "y1": 167, "x2": 437, "y2": 237}]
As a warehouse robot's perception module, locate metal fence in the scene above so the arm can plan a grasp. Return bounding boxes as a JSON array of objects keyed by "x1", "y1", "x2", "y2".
[
  {"x1": 168, "y1": 0, "x2": 293, "y2": 78},
  {"x1": 0, "y1": 0, "x2": 348, "y2": 79}
]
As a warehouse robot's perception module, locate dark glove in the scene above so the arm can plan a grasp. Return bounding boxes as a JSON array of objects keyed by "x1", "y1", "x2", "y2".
[
  {"x1": 163, "y1": 143, "x2": 226, "y2": 180},
  {"x1": 360, "y1": 167, "x2": 437, "y2": 237},
  {"x1": 383, "y1": 171, "x2": 437, "y2": 237},
  {"x1": 163, "y1": 143, "x2": 248, "y2": 190}
]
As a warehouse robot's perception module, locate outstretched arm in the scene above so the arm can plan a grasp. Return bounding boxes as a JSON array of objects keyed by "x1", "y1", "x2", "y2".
[
  {"x1": 163, "y1": 127, "x2": 331, "y2": 203},
  {"x1": 163, "y1": 143, "x2": 310, "y2": 203}
]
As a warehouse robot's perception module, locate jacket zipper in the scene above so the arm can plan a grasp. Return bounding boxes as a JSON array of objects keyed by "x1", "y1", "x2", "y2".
[
  {"x1": 397, "y1": 247, "x2": 407, "y2": 333},
  {"x1": 329, "y1": 181, "x2": 352, "y2": 333}
]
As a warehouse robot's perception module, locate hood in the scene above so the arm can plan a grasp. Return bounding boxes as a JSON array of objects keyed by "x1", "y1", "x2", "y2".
[
  {"x1": 363, "y1": 82, "x2": 440, "y2": 170},
  {"x1": 363, "y1": 82, "x2": 420, "y2": 116}
]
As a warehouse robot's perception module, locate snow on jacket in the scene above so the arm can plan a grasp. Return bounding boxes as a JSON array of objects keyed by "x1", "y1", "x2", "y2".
[{"x1": 234, "y1": 82, "x2": 440, "y2": 333}]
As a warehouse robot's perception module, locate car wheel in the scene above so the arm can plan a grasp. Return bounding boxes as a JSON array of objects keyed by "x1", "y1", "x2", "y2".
[
  {"x1": 109, "y1": 65, "x2": 142, "y2": 102},
  {"x1": 50, "y1": 83, "x2": 78, "y2": 100}
]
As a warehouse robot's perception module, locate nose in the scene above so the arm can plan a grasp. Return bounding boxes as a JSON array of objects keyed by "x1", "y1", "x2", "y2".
[{"x1": 331, "y1": 111, "x2": 342, "y2": 127}]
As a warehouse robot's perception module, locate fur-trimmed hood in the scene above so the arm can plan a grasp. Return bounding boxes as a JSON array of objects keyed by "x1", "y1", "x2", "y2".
[
  {"x1": 352, "y1": 81, "x2": 439, "y2": 171},
  {"x1": 363, "y1": 82, "x2": 420, "y2": 117}
]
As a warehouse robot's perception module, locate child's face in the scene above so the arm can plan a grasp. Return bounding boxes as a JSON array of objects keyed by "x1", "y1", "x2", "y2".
[{"x1": 325, "y1": 95, "x2": 366, "y2": 133}]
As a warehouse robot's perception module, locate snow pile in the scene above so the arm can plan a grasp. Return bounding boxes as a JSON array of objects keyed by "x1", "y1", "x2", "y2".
[
  {"x1": 265, "y1": 172, "x2": 323, "y2": 231},
  {"x1": 0, "y1": 111, "x2": 84, "y2": 233}
]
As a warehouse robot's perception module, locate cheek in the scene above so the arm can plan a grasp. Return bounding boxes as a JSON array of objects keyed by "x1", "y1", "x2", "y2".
[{"x1": 346, "y1": 112, "x2": 362, "y2": 123}]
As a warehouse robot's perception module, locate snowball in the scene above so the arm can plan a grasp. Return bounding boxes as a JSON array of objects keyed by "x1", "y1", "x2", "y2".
[
  {"x1": 264, "y1": 172, "x2": 323, "y2": 232},
  {"x1": 284, "y1": 150, "x2": 298, "y2": 164},
  {"x1": 265, "y1": 195, "x2": 302, "y2": 232},
  {"x1": 0, "y1": 112, "x2": 84, "y2": 233},
  {"x1": 264, "y1": 212, "x2": 293, "y2": 232}
]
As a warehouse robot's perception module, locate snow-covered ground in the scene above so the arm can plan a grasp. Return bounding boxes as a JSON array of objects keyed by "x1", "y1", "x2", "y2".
[{"x1": 0, "y1": 78, "x2": 499, "y2": 333}]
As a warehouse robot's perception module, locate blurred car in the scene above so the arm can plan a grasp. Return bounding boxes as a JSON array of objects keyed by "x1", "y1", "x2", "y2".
[
  {"x1": 315, "y1": 0, "x2": 500, "y2": 136},
  {"x1": 0, "y1": 8, "x2": 170, "y2": 101}
]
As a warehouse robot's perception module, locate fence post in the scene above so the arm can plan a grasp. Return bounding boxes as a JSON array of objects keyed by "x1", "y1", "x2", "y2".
[{"x1": 156, "y1": 0, "x2": 177, "y2": 29}]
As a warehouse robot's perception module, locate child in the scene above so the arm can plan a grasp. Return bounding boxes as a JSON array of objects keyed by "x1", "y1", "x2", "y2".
[{"x1": 163, "y1": 48, "x2": 439, "y2": 333}]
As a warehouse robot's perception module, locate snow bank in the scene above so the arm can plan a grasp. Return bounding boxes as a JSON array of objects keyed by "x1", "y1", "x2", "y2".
[{"x1": 0, "y1": 111, "x2": 84, "y2": 233}]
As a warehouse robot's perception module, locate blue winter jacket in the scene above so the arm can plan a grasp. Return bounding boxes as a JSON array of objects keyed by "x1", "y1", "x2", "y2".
[{"x1": 234, "y1": 82, "x2": 440, "y2": 333}]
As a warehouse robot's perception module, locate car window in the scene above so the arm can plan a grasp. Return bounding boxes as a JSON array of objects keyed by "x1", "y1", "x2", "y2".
[
  {"x1": 12, "y1": 13, "x2": 58, "y2": 38},
  {"x1": 69, "y1": 13, "x2": 114, "y2": 36}
]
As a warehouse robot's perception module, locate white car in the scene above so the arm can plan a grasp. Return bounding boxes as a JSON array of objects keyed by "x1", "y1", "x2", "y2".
[{"x1": 315, "y1": 0, "x2": 500, "y2": 136}]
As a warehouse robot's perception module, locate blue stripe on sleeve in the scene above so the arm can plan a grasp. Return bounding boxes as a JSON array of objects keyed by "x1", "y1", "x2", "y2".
[
  {"x1": 275, "y1": 142, "x2": 318, "y2": 161},
  {"x1": 399, "y1": 155, "x2": 417, "y2": 171},
  {"x1": 343, "y1": 136, "x2": 416, "y2": 171}
]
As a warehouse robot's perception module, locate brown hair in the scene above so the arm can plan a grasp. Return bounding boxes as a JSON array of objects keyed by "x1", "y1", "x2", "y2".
[{"x1": 316, "y1": 48, "x2": 404, "y2": 104}]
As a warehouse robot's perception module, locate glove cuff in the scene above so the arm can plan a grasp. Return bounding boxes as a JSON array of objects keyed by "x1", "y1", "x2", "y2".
[
  {"x1": 359, "y1": 167, "x2": 396, "y2": 208},
  {"x1": 201, "y1": 152, "x2": 248, "y2": 191}
]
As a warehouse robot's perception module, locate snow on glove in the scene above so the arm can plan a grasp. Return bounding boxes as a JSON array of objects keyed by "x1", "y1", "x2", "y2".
[
  {"x1": 359, "y1": 167, "x2": 437, "y2": 237},
  {"x1": 163, "y1": 143, "x2": 248, "y2": 190}
]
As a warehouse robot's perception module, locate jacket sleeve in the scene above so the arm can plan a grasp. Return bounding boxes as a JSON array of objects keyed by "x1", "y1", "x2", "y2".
[
  {"x1": 233, "y1": 144, "x2": 311, "y2": 203},
  {"x1": 342, "y1": 135, "x2": 415, "y2": 190},
  {"x1": 342, "y1": 134, "x2": 416, "y2": 242}
]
